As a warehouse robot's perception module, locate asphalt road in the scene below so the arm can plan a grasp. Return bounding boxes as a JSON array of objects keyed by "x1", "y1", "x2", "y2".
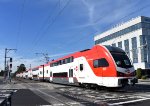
[{"x1": 1, "y1": 78, "x2": 150, "y2": 106}]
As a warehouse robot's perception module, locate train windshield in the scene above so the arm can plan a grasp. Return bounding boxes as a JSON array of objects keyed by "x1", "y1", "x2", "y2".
[
  {"x1": 111, "y1": 52, "x2": 132, "y2": 68},
  {"x1": 104, "y1": 45, "x2": 133, "y2": 68}
]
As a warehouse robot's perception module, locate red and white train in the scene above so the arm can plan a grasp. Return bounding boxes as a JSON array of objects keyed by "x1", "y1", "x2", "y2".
[{"x1": 17, "y1": 45, "x2": 137, "y2": 88}]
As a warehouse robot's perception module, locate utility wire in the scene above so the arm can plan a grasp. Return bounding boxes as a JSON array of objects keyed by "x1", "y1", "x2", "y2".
[
  {"x1": 25, "y1": 0, "x2": 148, "y2": 63},
  {"x1": 32, "y1": 0, "x2": 71, "y2": 51},
  {"x1": 50, "y1": 0, "x2": 141, "y2": 50},
  {"x1": 31, "y1": 0, "x2": 60, "y2": 47},
  {"x1": 16, "y1": 0, "x2": 26, "y2": 50},
  {"x1": 61, "y1": 0, "x2": 150, "y2": 48},
  {"x1": 31, "y1": 0, "x2": 141, "y2": 57},
  {"x1": 102, "y1": 0, "x2": 150, "y2": 32}
]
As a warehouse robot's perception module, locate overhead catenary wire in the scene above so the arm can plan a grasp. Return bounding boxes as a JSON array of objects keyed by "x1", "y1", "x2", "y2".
[
  {"x1": 24, "y1": 0, "x2": 149, "y2": 65},
  {"x1": 31, "y1": 0, "x2": 61, "y2": 48},
  {"x1": 28, "y1": 0, "x2": 144, "y2": 60},
  {"x1": 31, "y1": 0, "x2": 71, "y2": 51},
  {"x1": 61, "y1": 0, "x2": 150, "y2": 48},
  {"x1": 102, "y1": 0, "x2": 150, "y2": 32},
  {"x1": 50, "y1": 0, "x2": 143, "y2": 50},
  {"x1": 16, "y1": 0, "x2": 26, "y2": 50}
]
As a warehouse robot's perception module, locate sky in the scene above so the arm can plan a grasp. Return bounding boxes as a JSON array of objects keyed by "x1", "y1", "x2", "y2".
[{"x1": 0, "y1": 0, "x2": 150, "y2": 72}]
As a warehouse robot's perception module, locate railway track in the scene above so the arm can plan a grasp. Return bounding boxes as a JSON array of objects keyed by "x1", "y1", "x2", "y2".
[
  {"x1": 14, "y1": 78, "x2": 150, "y2": 106},
  {"x1": 15, "y1": 78, "x2": 108, "y2": 105}
]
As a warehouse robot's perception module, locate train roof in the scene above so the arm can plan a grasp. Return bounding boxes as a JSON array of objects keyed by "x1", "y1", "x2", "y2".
[
  {"x1": 48, "y1": 45, "x2": 100, "y2": 64},
  {"x1": 104, "y1": 45, "x2": 125, "y2": 53}
]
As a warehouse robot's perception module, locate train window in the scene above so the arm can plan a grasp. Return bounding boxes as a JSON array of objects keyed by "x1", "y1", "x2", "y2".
[
  {"x1": 47, "y1": 70, "x2": 48, "y2": 74},
  {"x1": 40, "y1": 71, "x2": 42, "y2": 74},
  {"x1": 93, "y1": 58, "x2": 109, "y2": 68},
  {"x1": 70, "y1": 56, "x2": 74, "y2": 62},
  {"x1": 53, "y1": 72, "x2": 68, "y2": 77},
  {"x1": 67, "y1": 58, "x2": 70, "y2": 63},
  {"x1": 111, "y1": 53, "x2": 132, "y2": 68},
  {"x1": 69, "y1": 69, "x2": 73, "y2": 77},
  {"x1": 59, "y1": 60, "x2": 61, "y2": 65},
  {"x1": 63, "y1": 59, "x2": 65, "y2": 64},
  {"x1": 80, "y1": 64, "x2": 83, "y2": 71}
]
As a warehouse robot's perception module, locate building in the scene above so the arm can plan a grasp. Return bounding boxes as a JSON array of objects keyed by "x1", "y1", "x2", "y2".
[{"x1": 94, "y1": 16, "x2": 150, "y2": 70}]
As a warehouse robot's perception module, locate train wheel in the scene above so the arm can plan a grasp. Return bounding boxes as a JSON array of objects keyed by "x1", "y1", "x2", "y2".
[{"x1": 84, "y1": 84, "x2": 90, "y2": 89}]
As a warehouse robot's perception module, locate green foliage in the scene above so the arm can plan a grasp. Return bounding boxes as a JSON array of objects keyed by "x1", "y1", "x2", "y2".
[
  {"x1": 136, "y1": 68, "x2": 142, "y2": 79},
  {"x1": 14, "y1": 64, "x2": 26, "y2": 77},
  {"x1": 141, "y1": 75, "x2": 147, "y2": 80},
  {"x1": 0, "y1": 70, "x2": 4, "y2": 76}
]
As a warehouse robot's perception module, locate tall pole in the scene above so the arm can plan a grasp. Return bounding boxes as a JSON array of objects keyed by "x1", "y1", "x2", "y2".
[
  {"x1": 4, "y1": 48, "x2": 17, "y2": 81},
  {"x1": 4, "y1": 48, "x2": 7, "y2": 79}
]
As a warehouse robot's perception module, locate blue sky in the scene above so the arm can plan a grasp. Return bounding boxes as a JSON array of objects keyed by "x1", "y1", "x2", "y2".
[{"x1": 0, "y1": 0, "x2": 150, "y2": 72}]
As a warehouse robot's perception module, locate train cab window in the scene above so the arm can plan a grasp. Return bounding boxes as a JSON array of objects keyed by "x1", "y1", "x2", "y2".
[
  {"x1": 93, "y1": 58, "x2": 109, "y2": 68},
  {"x1": 80, "y1": 64, "x2": 83, "y2": 71}
]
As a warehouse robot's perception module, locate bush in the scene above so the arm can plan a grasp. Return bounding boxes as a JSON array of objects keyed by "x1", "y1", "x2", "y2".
[
  {"x1": 136, "y1": 68, "x2": 142, "y2": 79},
  {"x1": 141, "y1": 75, "x2": 147, "y2": 80}
]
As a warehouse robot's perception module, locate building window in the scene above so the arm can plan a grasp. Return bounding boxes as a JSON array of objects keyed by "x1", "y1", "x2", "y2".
[
  {"x1": 112, "y1": 43, "x2": 116, "y2": 47},
  {"x1": 118, "y1": 41, "x2": 122, "y2": 48},
  {"x1": 132, "y1": 37, "x2": 138, "y2": 63},
  {"x1": 140, "y1": 35, "x2": 147, "y2": 62},
  {"x1": 95, "y1": 22, "x2": 142, "y2": 44},
  {"x1": 124, "y1": 39, "x2": 130, "y2": 57}
]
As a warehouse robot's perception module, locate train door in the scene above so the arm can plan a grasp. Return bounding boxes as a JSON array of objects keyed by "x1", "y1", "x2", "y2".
[
  {"x1": 69, "y1": 69, "x2": 73, "y2": 83},
  {"x1": 50, "y1": 71, "x2": 52, "y2": 82},
  {"x1": 78, "y1": 58, "x2": 85, "y2": 82}
]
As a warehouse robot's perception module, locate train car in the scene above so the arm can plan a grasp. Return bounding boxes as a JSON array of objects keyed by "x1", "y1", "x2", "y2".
[
  {"x1": 22, "y1": 71, "x2": 28, "y2": 79},
  {"x1": 32, "y1": 66, "x2": 39, "y2": 80},
  {"x1": 16, "y1": 73, "x2": 22, "y2": 78},
  {"x1": 44, "y1": 64, "x2": 51, "y2": 81},
  {"x1": 38, "y1": 65, "x2": 44, "y2": 81},
  {"x1": 17, "y1": 72, "x2": 23, "y2": 78},
  {"x1": 38, "y1": 64, "x2": 51, "y2": 82},
  {"x1": 48, "y1": 45, "x2": 137, "y2": 88},
  {"x1": 27, "y1": 69, "x2": 32, "y2": 80}
]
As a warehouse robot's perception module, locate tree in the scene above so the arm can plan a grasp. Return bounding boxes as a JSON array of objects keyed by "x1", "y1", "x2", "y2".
[
  {"x1": 14, "y1": 64, "x2": 26, "y2": 77},
  {"x1": 136, "y1": 68, "x2": 142, "y2": 79},
  {"x1": 17, "y1": 64, "x2": 26, "y2": 73},
  {"x1": 0, "y1": 70, "x2": 4, "y2": 76}
]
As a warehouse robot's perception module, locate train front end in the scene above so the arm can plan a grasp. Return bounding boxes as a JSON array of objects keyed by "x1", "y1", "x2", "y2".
[{"x1": 105, "y1": 46, "x2": 138, "y2": 87}]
